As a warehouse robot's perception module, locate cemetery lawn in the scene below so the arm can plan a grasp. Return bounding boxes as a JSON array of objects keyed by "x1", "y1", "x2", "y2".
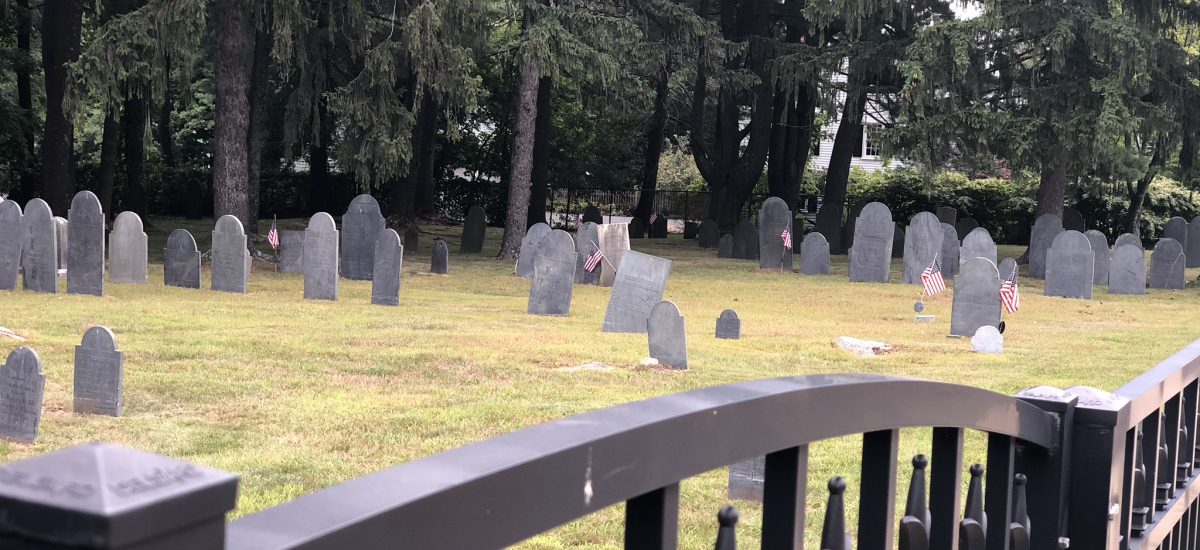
[{"x1": 3, "y1": 217, "x2": 1198, "y2": 548}]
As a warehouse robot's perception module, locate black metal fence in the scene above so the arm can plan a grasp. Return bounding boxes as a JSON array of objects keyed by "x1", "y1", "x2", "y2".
[{"x1": 548, "y1": 186, "x2": 823, "y2": 224}]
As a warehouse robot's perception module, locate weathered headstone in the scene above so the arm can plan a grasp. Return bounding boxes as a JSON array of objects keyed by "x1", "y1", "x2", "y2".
[
  {"x1": 1164, "y1": 216, "x2": 1188, "y2": 255},
  {"x1": 279, "y1": 230, "x2": 304, "y2": 273},
  {"x1": 575, "y1": 222, "x2": 601, "y2": 285},
  {"x1": 528, "y1": 230, "x2": 576, "y2": 316},
  {"x1": 303, "y1": 212, "x2": 339, "y2": 301},
  {"x1": 647, "y1": 301, "x2": 687, "y2": 370},
  {"x1": 715, "y1": 309, "x2": 740, "y2": 340},
  {"x1": 1149, "y1": 238, "x2": 1186, "y2": 290},
  {"x1": 998, "y1": 257, "x2": 1018, "y2": 280},
  {"x1": 847, "y1": 202, "x2": 894, "y2": 283},
  {"x1": 461, "y1": 206, "x2": 486, "y2": 253},
  {"x1": 960, "y1": 227, "x2": 997, "y2": 267},
  {"x1": 341, "y1": 194, "x2": 385, "y2": 280},
  {"x1": 940, "y1": 224, "x2": 960, "y2": 278},
  {"x1": 601, "y1": 251, "x2": 671, "y2": 333},
  {"x1": 1028, "y1": 213, "x2": 1064, "y2": 279},
  {"x1": 649, "y1": 215, "x2": 668, "y2": 238},
  {"x1": 582, "y1": 205, "x2": 603, "y2": 225},
  {"x1": 53, "y1": 217, "x2": 68, "y2": 270},
  {"x1": 1045, "y1": 230, "x2": 1094, "y2": 299},
  {"x1": 698, "y1": 219, "x2": 720, "y2": 248},
  {"x1": 758, "y1": 197, "x2": 793, "y2": 270},
  {"x1": 683, "y1": 221, "x2": 698, "y2": 239},
  {"x1": 954, "y1": 217, "x2": 979, "y2": 241},
  {"x1": 892, "y1": 226, "x2": 905, "y2": 259},
  {"x1": 1084, "y1": 230, "x2": 1109, "y2": 285},
  {"x1": 972, "y1": 326, "x2": 1004, "y2": 354},
  {"x1": 0, "y1": 347, "x2": 44, "y2": 443},
  {"x1": 717, "y1": 234, "x2": 734, "y2": 259},
  {"x1": 732, "y1": 219, "x2": 758, "y2": 260},
  {"x1": 211, "y1": 215, "x2": 249, "y2": 293},
  {"x1": 21, "y1": 199, "x2": 57, "y2": 293},
  {"x1": 108, "y1": 211, "x2": 148, "y2": 284},
  {"x1": 815, "y1": 203, "x2": 843, "y2": 254},
  {"x1": 950, "y1": 258, "x2": 1001, "y2": 337},
  {"x1": 67, "y1": 191, "x2": 105, "y2": 296},
  {"x1": 628, "y1": 218, "x2": 646, "y2": 239},
  {"x1": 515, "y1": 222, "x2": 551, "y2": 278},
  {"x1": 903, "y1": 212, "x2": 944, "y2": 284},
  {"x1": 163, "y1": 229, "x2": 201, "y2": 289},
  {"x1": 1062, "y1": 208, "x2": 1086, "y2": 232},
  {"x1": 372, "y1": 229, "x2": 403, "y2": 306},
  {"x1": 0, "y1": 200, "x2": 21, "y2": 290},
  {"x1": 597, "y1": 223, "x2": 630, "y2": 286},
  {"x1": 73, "y1": 326, "x2": 123, "y2": 417},
  {"x1": 728, "y1": 457, "x2": 766, "y2": 501},
  {"x1": 431, "y1": 239, "x2": 449, "y2": 274},
  {"x1": 404, "y1": 226, "x2": 420, "y2": 253},
  {"x1": 1189, "y1": 217, "x2": 1200, "y2": 268},
  {"x1": 936, "y1": 206, "x2": 957, "y2": 225},
  {"x1": 800, "y1": 232, "x2": 831, "y2": 275},
  {"x1": 1108, "y1": 244, "x2": 1146, "y2": 295},
  {"x1": 1115, "y1": 233, "x2": 1143, "y2": 251}
]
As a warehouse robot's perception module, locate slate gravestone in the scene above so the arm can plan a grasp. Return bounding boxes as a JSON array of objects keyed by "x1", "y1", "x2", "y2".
[
  {"x1": 628, "y1": 218, "x2": 646, "y2": 239},
  {"x1": 717, "y1": 234, "x2": 734, "y2": 258},
  {"x1": 73, "y1": 326, "x2": 124, "y2": 417},
  {"x1": 582, "y1": 205, "x2": 603, "y2": 225},
  {"x1": 1115, "y1": 233, "x2": 1143, "y2": 251},
  {"x1": 303, "y1": 212, "x2": 339, "y2": 301},
  {"x1": 597, "y1": 223, "x2": 630, "y2": 287},
  {"x1": 960, "y1": 227, "x2": 997, "y2": 267},
  {"x1": 21, "y1": 199, "x2": 56, "y2": 293},
  {"x1": 211, "y1": 215, "x2": 249, "y2": 293},
  {"x1": 108, "y1": 212, "x2": 147, "y2": 284},
  {"x1": 892, "y1": 226, "x2": 905, "y2": 259},
  {"x1": 602, "y1": 251, "x2": 671, "y2": 333},
  {"x1": 341, "y1": 194, "x2": 385, "y2": 280},
  {"x1": 67, "y1": 191, "x2": 105, "y2": 296},
  {"x1": 1062, "y1": 208, "x2": 1086, "y2": 232},
  {"x1": 733, "y1": 219, "x2": 758, "y2": 260},
  {"x1": 53, "y1": 217, "x2": 68, "y2": 270},
  {"x1": 715, "y1": 309, "x2": 741, "y2": 340},
  {"x1": 815, "y1": 203, "x2": 843, "y2": 254},
  {"x1": 1084, "y1": 230, "x2": 1110, "y2": 285},
  {"x1": 847, "y1": 202, "x2": 894, "y2": 283},
  {"x1": 955, "y1": 218, "x2": 979, "y2": 241},
  {"x1": 940, "y1": 224, "x2": 960, "y2": 278},
  {"x1": 647, "y1": 301, "x2": 687, "y2": 369},
  {"x1": 575, "y1": 222, "x2": 601, "y2": 285},
  {"x1": 1165, "y1": 216, "x2": 1189, "y2": 255},
  {"x1": 279, "y1": 230, "x2": 304, "y2": 273},
  {"x1": 372, "y1": 229, "x2": 403, "y2": 306},
  {"x1": 1149, "y1": 238, "x2": 1186, "y2": 290},
  {"x1": 431, "y1": 239, "x2": 449, "y2": 274},
  {"x1": 1109, "y1": 244, "x2": 1146, "y2": 295},
  {"x1": 683, "y1": 221, "x2": 699, "y2": 239},
  {"x1": 842, "y1": 203, "x2": 865, "y2": 252},
  {"x1": 698, "y1": 219, "x2": 720, "y2": 248},
  {"x1": 950, "y1": 258, "x2": 1001, "y2": 337},
  {"x1": 650, "y1": 215, "x2": 668, "y2": 238},
  {"x1": 903, "y1": 212, "x2": 944, "y2": 284},
  {"x1": 1045, "y1": 230, "x2": 1094, "y2": 299},
  {"x1": 528, "y1": 230, "x2": 576, "y2": 316},
  {"x1": 516, "y1": 222, "x2": 551, "y2": 278},
  {"x1": 998, "y1": 257, "x2": 1018, "y2": 280},
  {"x1": 729, "y1": 457, "x2": 766, "y2": 501},
  {"x1": 758, "y1": 197, "x2": 793, "y2": 270},
  {"x1": 800, "y1": 232, "x2": 831, "y2": 275},
  {"x1": 936, "y1": 206, "x2": 957, "y2": 225},
  {"x1": 404, "y1": 226, "x2": 419, "y2": 253},
  {"x1": 163, "y1": 229, "x2": 201, "y2": 289},
  {"x1": 461, "y1": 206, "x2": 486, "y2": 253},
  {"x1": 1189, "y1": 217, "x2": 1200, "y2": 268},
  {"x1": 0, "y1": 200, "x2": 21, "y2": 290},
  {"x1": 1028, "y1": 213, "x2": 1064, "y2": 279},
  {"x1": 0, "y1": 347, "x2": 44, "y2": 443}
]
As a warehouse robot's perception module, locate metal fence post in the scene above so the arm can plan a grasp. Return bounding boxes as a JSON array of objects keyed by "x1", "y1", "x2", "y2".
[
  {"x1": 1016, "y1": 387, "x2": 1079, "y2": 550},
  {"x1": 1057, "y1": 386, "x2": 1131, "y2": 550}
]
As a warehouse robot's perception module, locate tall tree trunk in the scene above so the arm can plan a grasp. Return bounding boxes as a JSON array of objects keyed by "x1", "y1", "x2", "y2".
[
  {"x1": 158, "y1": 56, "x2": 176, "y2": 198},
  {"x1": 768, "y1": 83, "x2": 816, "y2": 211},
  {"x1": 1125, "y1": 140, "x2": 1166, "y2": 236},
  {"x1": 97, "y1": 115, "x2": 120, "y2": 218},
  {"x1": 308, "y1": 104, "x2": 332, "y2": 213},
  {"x1": 213, "y1": 1, "x2": 254, "y2": 224},
  {"x1": 498, "y1": 56, "x2": 541, "y2": 260},
  {"x1": 15, "y1": 0, "x2": 34, "y2": 201},
  {"x1": 246, "y1": 4, "x2": 271, "y2": 233},
  {"x1": 526, "y1": 76, "x2": 552, "y2": 228},
  {"x1": 122, "y1": 97, "x2": 147, "y2": 217},
  {"x1": 414, "y1": 91, "x2": 438, "y2": 218},
  {"x1": 635, "y1": 68, "x2": 669, "y2": 223},
  {"x1": 40, "y1": 0, "x2": 84, "y2": 215},
  {"x1": 822, "y1": 67, "x2": 868, "y2": 218},
  {"x1": 1034, "y1": 153, "x2": 1068, "y2": 218}
]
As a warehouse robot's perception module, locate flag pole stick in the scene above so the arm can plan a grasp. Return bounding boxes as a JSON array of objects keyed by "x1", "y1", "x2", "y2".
[{"x1": 589, "y1": 239, "x2": 617, "y2": 271}]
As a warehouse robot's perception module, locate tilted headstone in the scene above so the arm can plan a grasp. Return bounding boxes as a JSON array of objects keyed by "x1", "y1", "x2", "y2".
[
  {"x1": 1149, "y1": 238, "x2": 1186, "y2": 290},
  {"x1": 1045, "y1": 230, "x2": 1094, "y2": 299},
  {"x1": 960, "y1": 227, "x2": 997, "y2": 267},
  {"x1": 628, "y1": 217, "x2": 646, "y2": 239},
  {"x1": 461, "y1": 206, "x2": 486, "y2": 253},
  {"x1": 940, "y1": 224, "x2": 960, "y2": 279},
  {"x1": 211, "y1": 215, "x2": 249, "y2": 293},
  {"x1": 0, "y1": 200, "x2": 21, "y2": 290},
  {"x1": 341, "y1": 194, "x2": 385, "y2": 280},
  {"x1": 1108, "y1": 244, "x2": 1146, "y2": 295},
  {"x1": 431, "y1": 239, "x2": 449, "y2": 274},
  {"x1": 1115, "y1": 233, "x2": 1143, "y2": 251},
  {"x1": 903, "y1": 212, "x2": 944, "y2": 284},
  {"x1": 815, "y1": 203, "x2": 843, "y2": 254},
  {"x1": 936, "y1": 206, "x2": 957, "y2": 225},
  {"x1": 717, "y1": 234, "x2": 734, "y2": 259},
  {"x1": 108, "y1": 211, "x2": 148, "y2": 284},
  {"x1": 602, "y1": 251, "x2": 671, "y2": 333},
  {"x1": 998, "y1": 257, "x2": 1018, "y2": 280},
  {"x1": 715, "y1": 309, "x2": 740, "y2": 340},
  {"x1": 67, "y1": 191, "x2": 105, "y2": 296},
  {"x1": 582, "y1": 205, "x2": 603, "y2": 225},
  {"x1": 163, "y1": 229, "x2": 201, "y2": 289},
  {"x1": 515, "y1": 222, "x2": 551, "y2": 278},
  {"x1": 1028, "y1": 213, "x2": 1064, "y2": 279},
  {"x1": 279, "y1": 230, "x2": 304, "y2": 273},
  {"x1": 683, "y1": 221, "x2": 698, "y2": 240},
  {"x1": 950, "y1": 258, "x2": 1001, "y2": 337},
  {"x1": 303, "y1": 212, "x2": 339, "y2": 301},
  {"x1": 575, "y1": 222, "x2": 601, "y2": 285},
  {"x1": 0, "y1": 347, "x2": 44, "y2": 443},
  {"x1": 528, "y1": 229, "x2": 576, "y2": 316},
  {"x1": 1189, "y1": 217, "x2": 1200, "y2": 268},
  {"x1": 372, "y1": 229, "x2": 403, "y2": 306},
  {"x1": 892, "y1": 226, "x2": 905, "y2": 259},
  {"x1": 728, "y1": 456, "x2": 766, "y2": 501},
  {"x1": 698, "y1": 219, "x2": 720, "y2": 248},
  {"x1": 955, "y1": 218, "x2": 979, "y2": 241},
  {"x1": 53, "y1": 216, "x2": 68, "y2": 270},
  {"x1": 597, "y1": 222, "x2": 630, "y2": 286},
  {"x1": 21, "y1": 199, "x2": 57, "y2": 293},
  {"x1": 404, "y1": 226, "x2": 420, "y2": 254},
  {"x1": 800, "y1": 232, "x2": 831, "y2": 275},
  {"x1": 732, "y1": 219, "x2": 758, "y2": 260},
  {"x1": 73, "y1": 326, "x2": 124, "y2": 417},
  {"x1": 847, "y1": 202, "x2": 894, "y2": 283},
  {"x1": 1164, "y1": 216, "x2": 1188, "y2": 255},
  {"x1": 649, "y1": 215, "x2": 668, "y2": 238},
  {"x1": 1084, "y1": 230, "x2": 1109, "y2": 285},
  {"x1": 1062, "y1": 208, "x2": 1086, "y2": 232},
  {"x1": 758, "y1": 197, "x2": 793, "y2": 270},
  {"x1": 647, "y1": 301, "x2": 687, "y2": 370}
]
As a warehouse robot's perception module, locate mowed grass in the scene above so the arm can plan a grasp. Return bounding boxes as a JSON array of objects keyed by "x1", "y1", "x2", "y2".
[{"x1": 1, "y1": 216, "x2": 1197, "y2": 548}]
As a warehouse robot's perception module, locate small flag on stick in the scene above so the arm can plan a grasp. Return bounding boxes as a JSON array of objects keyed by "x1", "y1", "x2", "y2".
[
  {"x1": 1000, "y1": 266, "x2": 1020, "y2": 313},
  {"x1": 584, "y1": 248, "x2": 605, "y2": 273},
  {"x1": 921, "y1": 258, "x2": 946, "y2": 296},
  {"x1": 649, "y1": 212, "x2": 658, "y2": 224},
  {"x1": 781, "y1": 228, "x2": 792, "y2": 250},
  {"x1": 267, "y1": 217, "x2": 280, "y2": 250}
]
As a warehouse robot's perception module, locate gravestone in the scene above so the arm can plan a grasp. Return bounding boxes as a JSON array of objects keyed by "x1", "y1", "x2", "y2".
[
  {"x1": 728, "y1": 457, "x2": 766, "y2": 501},
  {"x1": 892, "y1": 226, "x2": 905, "y2": 259},
  {"x1": 53, "y1": 217, "x2": 68, "y2": 270},
  {"x1": 936, "y1": 206, "x2": 957, "y2": 225},
  {"x1": 903, "y1": 212, "x2": 944, "y2": 284},
  {"x1": 67, "y1": 191, "x2": 105, "y2": 296},
  {"x1": 998, "y1": 258, "x2": 1018, "y2": 280},
  {"x1": 698, "y1": 219, "x2": 720, "y2": 248},
  {"x1": 341, "y1": 194, "x2": 385, "y2": 280},
  {"x1": 528, "y1": 230, "x2": 576, "y2": 316},
  {"x1": 1062, "y1": 208, "x2": 1086, "y2": 232},
  {"x1": 758, "y1": 197, "x2": 793, "y2": 270},
  {"x1": 0, "y1": 200, "x2": 21, "y2": 290},
  {"x1": 628, "y1": 218, "x2": 646, "y2": 239},
  {"x1": 732, "y1": 219, "x2": 758, "y2": 260},
  {"x1": 211, "y1": 215, "x2": 249, "y2": 293},
  {"x1": 21, "y1": 199, "x2": 57, "y2": 293},
  {"x1": 575, "y1": 222, "x2": 601, "y2": 285},
  {"x1": 1189, "y1": 217, "x2": 1200, "y2": 268},
  {"x1": 1164, "y1": 217, "x2": 1188, "y2": 255},
  {"x1": 1108, "y1": 244, "x2": 1146, "y2": 295},
  {"x1": 431, "y1": 239, "x2": 449, "y2": 274},
  {"x1": 842, "y1": 203, "x2": 865, "y2": 252},
  {"x1": 717, "y1": 234, "x2": 734, "y2": 259},
  {"x1": 715, "y1": 309, "x2": 740, "y2": 340},
  {"x1": 847, "y1": 202, "x2": 894, "y2": 283},
  {"x1": 972, "y1": 326, "x2": 1004, "y2": 354},
  {"x1": 650, "y1": 215, "x2": 668, "y2": 238},
  {"x1": 516, "y1": 222, "x2": 551, "y2": 278},
  {"x1": 940, "y1": 224, "x2": 960, "y2": 278},
  {"x1": 163, "y1": 229, "x2": 201, "y2": 289},
  {"x1": 960, "y1": 227, "x2": 997, "y2": 267},
  {"x1": 0, "y1": 347, "x2": 43, "y2": 443},
  {"x1": 1084, "y1": 230, "x2": 1110, "y2": 285},
  {"x1": 279, "y1": 230, "x2": 304, "y2": 273},
  {"x1": 404, "y1": 226, "x2": 420, "y2": 253},
  {"x1": 955, "y1": 217, "x2": 979, "y2": 241},
  {"x1": 647, "y1": 301, "x2": 687, "y2": 370},
  {"x1": 582, "y1": 205, "x2": 603, "y2": 225},
  {"x1": 1149, "y1": 238, "x2": 1186, "y2": 290},
  {"x1": 108, "y1": 211, "x2": 148, "y2": 284},
  {"x1": 597, "y1": 223, "x2": 630, "y2": 286},
  {"x1": 461, "y1": 206, "x2": 486, "y2": 253},
  {"x1": 1115, "y1": 233, "x2": 1143, "y2": 251},
  {"x1": 601, "y1": 251, "x2": 671, "y2": 333},
  {"x1": 800, "y1": 232, "x2": 831, "y2": 275},
  {"x1": 303, "y1": 212, "x2": 339, "y2": 301},
  {"x1": 1028, "y1": 213, "x2": 1064, "y2": 279},
  {"x1": 372, "y1": 229, "x2": 403, "y2": 306},
  {"x1": 73, "y1": 326, "x2": 124, "y2": 417},
  {"x1": 1045, "y1": 230, "x2": 1094, "y2": 299},
  {"x1": 815, "y1": 203, "x2": 843, "y2": 254},
  {"x1": 683, "y1": 222, "x2": 698, "y2": 239},
  {"x1": 950, "y1": 258, "x2": 1001, "y2": 337}
]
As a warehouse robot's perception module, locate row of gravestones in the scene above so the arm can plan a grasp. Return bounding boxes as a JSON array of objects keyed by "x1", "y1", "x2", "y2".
[
  {"x1": 1154, "y1": 216, "x2": 1200, "y2": 269},
  {"x1": 1030, "y1": 213, "x2": 1184, "y2": 293}
]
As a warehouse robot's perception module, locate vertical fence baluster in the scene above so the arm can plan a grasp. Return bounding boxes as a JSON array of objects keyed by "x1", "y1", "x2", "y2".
[
  {"x1": 1184, "y1": 382, "x2": 1199, "y2": 479},
  {"x1": 1143, "y1": 413, "x2": 1164, "y2": 514},
  {"x1": 1009, "y1": 474, "x2": 1031, "y2": 550},
  {"x1": 899, "y1": 455, "x2": 931, "y2": 550},
  {"x1": 762, "y1": 445, "x2": 808, "y2": 550},
  {"x1": 930, "y1": 427, "x2": 965, "y2": 550},
  {"x1": 984, "y1": 434, "x2": 1014, "y2": 550},
  {"x1": 1131, "y1": 427, "x2": 1149, "y2": 536},
  {"x1": 624, "y1": 483, "x2": 680, "y2": 549},
  {"x1": 1166, "y1": 395, "x2": 1184, "y2": 495},
  {"x1": 1160, "y1": 417, "x2": 1174, "y2": 509},
  {"x1": 959, "y1": 464, "x2": 987, "y2": 550},
  {"x1": 858, "y1": 430, "x2": 899, "y2": 550},
  {"x1": 820, "y1": 478, "x2": 851, "y2": 550},
  {"x1": 714, "y1": 506, "x2": 738, "y2": 550}
]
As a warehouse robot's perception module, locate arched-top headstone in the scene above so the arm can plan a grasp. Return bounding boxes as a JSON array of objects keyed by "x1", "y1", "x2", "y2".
[
  {"x1": 649, "y1": 214, "x2": 668, "y2": 238},
  {"x1": 892, "y1": 226, "x2": 905, "y2": 259},
  {"x1": 815, "y1": 203, "x2": 843, "y2": 254},
  {"x1": 0, "y1": 200, "x2": 22, "y2": 290},
  {"x1": 1149, "y1": 238, "x2": 1186, "y2": 290},
  {"x1": 683, "y1": 221, "x2": 699, "y2": 240},
  {"x1": 597, "y1": 222, "x2": 630, "y2": 286},
  {"x1": 848, "y1": 202, "x2": 894, "y2": 283},
  {"x1": 717, "y1": 233, "x2": 734, "y2": 259},
  {"x1": 528, "y1": 229, "x2": 576, "y2": 317},
  {"x1": 582, "y1": 205, "x2": 603, "y2": 225},
  {"x1": 1115, "y1": 233, "x2": 1143, "y2": 251},
  {"x1": 21, "y1": 199, "x2": 57, "y2": 293},
  {"x1": 1062, "y1": 208, "x2": 1086, "y2": 232},
  {"x1": 732, "y1": 219, "x2": 758, "y2": 260},
  {"x1": 372, "y1": 229, "x2": 403, "y2": 306},
  {"x1": 1164, "y1": 217, "x2": 1188, "y2": 254},
  {"x1": 951, "y1": 257, "x2": 1001, "y2": 337},
  {"x1": 628, "y1": 217, "x2": 646, "y2": 239},
  {"x1": 1189, "y1": 217, "x2": 1200, "y2": 268},
  {"x1": 647, "y1": 300, "x2": 687, "y2": 370},
  {"x1": 940, "y1": 224, "x2": 960, "y2": 279},
  {"x1": 575, "y1": 222, "x2": 601, "y2": 285},
  {"x1": 1028, "y1": 213, "x2": 1064, "y2": 279},
  {"x1": 431, "y1": 239, "x2": 449, "y2": 274},
  {"x1": 960, "y1": 227, "x2": 997, "y2": 267},
  {"x1": 698, "y1": 219, "x2": 720, "y2": 248},
  {"x1": 109, "y1": 211, "x2": 148, "y2": 284},
  {"x1": 404, "y1": 226, "x2": 420, "y2": 253},
  {"x1": 936, "y1": 206, "x2": 957, "y2": 225},
  {"x1": 516, "y1": 222, "x2": 551, "y2": 278},
  {"x1": 800, "y1": 232, "x2": 831, "y2": 275},
  {"x1": 903, "y1": 212, "x2": 943, "y2": 284},
  {"x1": 758, "y1": 197, "x2": 793, "y2": 270},
  {"x1": 164, "y1": 229, "x2": 201, "y2": 289},
  {"x1": 955, "y1": 218, "x2": 979, "y2": 241},
  {"x1": 303, "y1": 212, "x2": 339, "y2": 301},
  {"x1": 461, "y1": 206, "x2": 486, "y2": 253},
  {"x1": 0, "y1": 347, "x2": 44, "y2": 443},
  {"x1": 279, "y1": 230, "x2": 304, "y2": 273},
  {"x1": 1045, "y1": 230, "x2": 1094, "y2": 299},
  {"x1": 74, "y1": 326, "x2": 124, "y2": 417},
  {"x1": 211, "y1": 215, "x2": 249, "y2": 293},
  {"x1": 1084, "y1": 230, "x2": 1109, "y2": 286},
  {"x1": 68, "y1": 191, "x2": 105, "y2": 296},
  {"x1": 341, "y1": 194, "x2": 385, "y2": 280},
  {"x1": 716, "y1": 309, "x2": 741, "y2": 340},
  {"x1": 998, "y1": 257, "x2": 1018, "y2": 280},
  {"x1": 1109, "y1": 244, "x2": 1146, "y2": 295}
]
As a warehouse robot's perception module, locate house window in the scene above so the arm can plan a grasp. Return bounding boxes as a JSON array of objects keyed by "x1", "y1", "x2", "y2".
[{"x1": 864, "y1": 126, "x2": 881, "y2": 157}]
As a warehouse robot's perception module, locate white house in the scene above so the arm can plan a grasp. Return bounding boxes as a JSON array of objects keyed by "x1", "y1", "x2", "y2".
[{"x1": 807, "y1": 65, "x2": 904, "y2": 173}]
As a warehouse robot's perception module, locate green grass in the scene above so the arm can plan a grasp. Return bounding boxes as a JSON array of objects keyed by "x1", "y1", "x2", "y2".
[{"x1": 1, "y1": 217, "x2": 1195, "y2": 548}]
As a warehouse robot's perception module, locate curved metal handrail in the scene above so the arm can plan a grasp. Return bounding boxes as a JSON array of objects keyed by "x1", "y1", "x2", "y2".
[{"x1": 1116, "y1": 339, "x2": 1200, "y2": 425}]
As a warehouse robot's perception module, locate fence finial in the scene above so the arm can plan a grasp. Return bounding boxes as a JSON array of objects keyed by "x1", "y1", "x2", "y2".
[
  {"x1": 899, "y1": 455, "x2": 930, "y2": 550},
  {"x1": 820, "y1": 477, "x2": 851, "y2": 550},
  {"x1": 714, "y1": 506, "x2": 738, "y2": 550},
  {"x1": 959, "y1": 464, "x2": 986, "y2": 550},
  {"x1": 1009, "y1": 474, "x2": 1031, "y2": 550}
]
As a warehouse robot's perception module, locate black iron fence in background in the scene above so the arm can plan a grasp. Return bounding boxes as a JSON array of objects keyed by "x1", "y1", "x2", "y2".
[{"x1": 547, "y1": 186, "x2": 823, "y2": 225}]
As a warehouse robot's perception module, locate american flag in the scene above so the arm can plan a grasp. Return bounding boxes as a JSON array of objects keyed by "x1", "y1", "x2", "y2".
[
  {"x1": 649, "y1": 212, "x2": 658, "y2": 224},
  {"x1": 267, "y1": 217, "x2": 280, "y2": 250},
  {"x1": 781, "y1": 228, "x2": 792, "y2": 250},
  {"x1": 584, "y1": 248, "x2": 605, "y2": 273},
  {"x1": 1000, "y1": 266, "x2": 1020, "y2": 313},
  {"x1": 921, "y1": 258, "x2": 946, "y2": 296},
  {"x1": 574, "y1": 214, "x2": 582, "y2": 230}
]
